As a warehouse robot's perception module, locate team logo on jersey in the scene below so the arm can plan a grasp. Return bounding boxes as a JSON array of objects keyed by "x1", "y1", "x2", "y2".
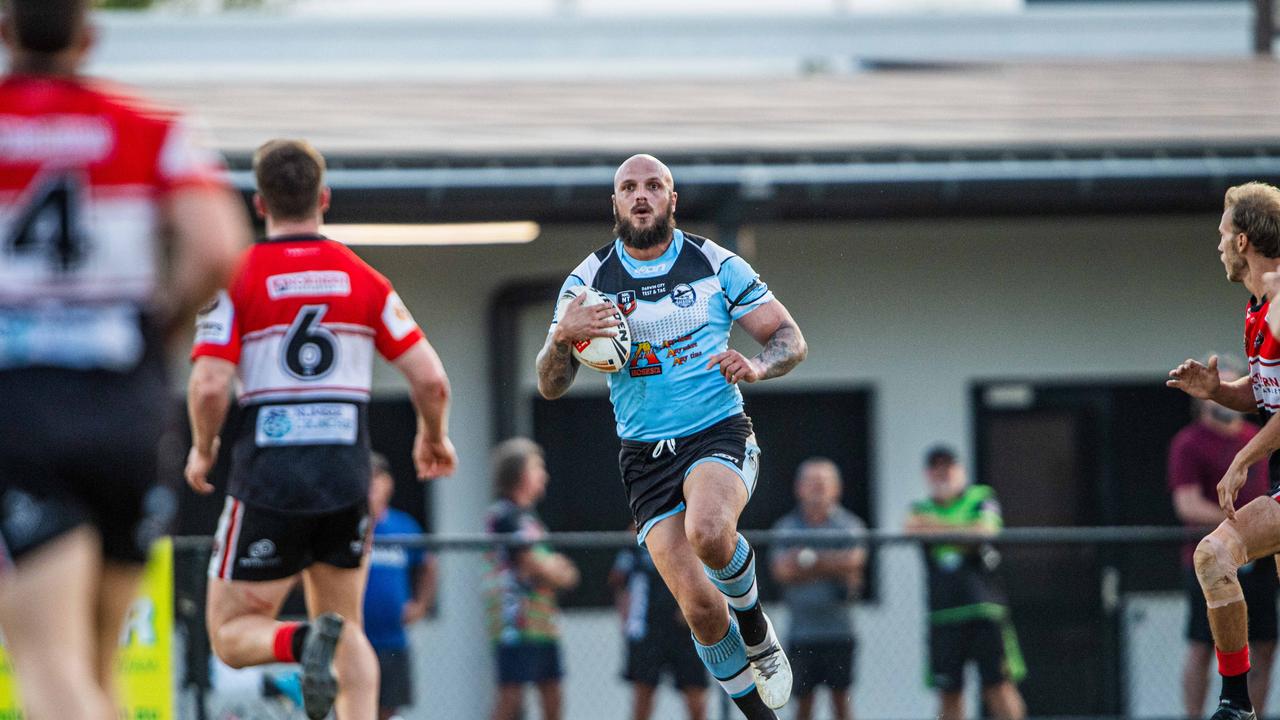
[
  {"x1": 616, "y1": 291, "x2": 637, "y2": 316},
  {"x1": 261, "y1": 408, "x2": 293, "y2": 439},
  {"x1": 1257, "y1": 332, "x2": 1266, "y2": 351},
  {"x1": 629, "y1": 341, "x2": 663, "y2": 377},
  {"x1": 671, "y1": 284, "x2": 696, "y2": 308}
]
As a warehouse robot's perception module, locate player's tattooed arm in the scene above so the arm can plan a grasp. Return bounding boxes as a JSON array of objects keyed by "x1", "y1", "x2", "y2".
[
  {"x1": 753, "y1": 318, "x2": 807, "y2": 381},
  {"x1": 708, "y1": 300, "x2": 808, "y2": 384},
  {"x1": 536, "y1": 332, "x2": 580, "y2": 400}
]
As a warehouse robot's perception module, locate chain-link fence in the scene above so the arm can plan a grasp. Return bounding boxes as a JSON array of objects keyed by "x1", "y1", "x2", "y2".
[{"x1": 174, "y1": 526, "x2": 1256, "y2": 720}]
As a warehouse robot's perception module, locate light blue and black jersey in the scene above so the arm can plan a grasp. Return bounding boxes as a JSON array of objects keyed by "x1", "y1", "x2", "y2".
[{"x1": 552, "y1": 230, "x2": 775, "y2": 442}]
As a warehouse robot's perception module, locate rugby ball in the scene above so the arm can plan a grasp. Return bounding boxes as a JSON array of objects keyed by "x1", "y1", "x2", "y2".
[{"x1": 556, "y1": 286, "x2": 631, "y2": 373}]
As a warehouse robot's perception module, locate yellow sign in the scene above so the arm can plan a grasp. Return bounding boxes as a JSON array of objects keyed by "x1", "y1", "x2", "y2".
[{"x1": 0, "y1": 538, "x2": 174, "y2": 720}]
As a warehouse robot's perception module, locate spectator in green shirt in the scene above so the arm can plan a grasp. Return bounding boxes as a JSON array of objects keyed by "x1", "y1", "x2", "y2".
[{"x1": 905, "y1": 445, "x2": 1025, "y2": 720}]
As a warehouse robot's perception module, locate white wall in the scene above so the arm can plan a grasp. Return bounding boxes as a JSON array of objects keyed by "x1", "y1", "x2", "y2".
[{"x1": 337, "y1": 212, "x2": 1241, "y2": 719}]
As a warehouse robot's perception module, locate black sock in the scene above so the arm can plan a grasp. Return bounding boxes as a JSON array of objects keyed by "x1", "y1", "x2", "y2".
[
  {"x1": 731, "y1": 689, "x2": 778, "y2": 720},
  {"x1": 1221, "y1": 671, "x2": 1252, "y2": 710},
  {"x1": 733, "y1": 603, "x2": 769, "y2": 649},
  {"x1": 290, "y1": 623, "x2": 311, "y2": 661}
]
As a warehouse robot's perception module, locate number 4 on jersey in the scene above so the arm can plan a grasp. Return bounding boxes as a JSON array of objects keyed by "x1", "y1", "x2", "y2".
[{"x1": 6, "y1": 174, "x2": 87, "y2": 273}]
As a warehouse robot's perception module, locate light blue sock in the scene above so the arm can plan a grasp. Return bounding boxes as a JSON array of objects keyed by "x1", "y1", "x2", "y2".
[
  {"x1": 693, "y1": 618, "x2": 756, "y2": 699},
  {"x1": 705, "y1": 533, "x2": 759, "y2": 611}
]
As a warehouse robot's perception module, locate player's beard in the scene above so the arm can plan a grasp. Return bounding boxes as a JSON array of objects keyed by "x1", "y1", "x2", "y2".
[{"x1": 616, "y1": 206, "x2": 675, "y2": 250}]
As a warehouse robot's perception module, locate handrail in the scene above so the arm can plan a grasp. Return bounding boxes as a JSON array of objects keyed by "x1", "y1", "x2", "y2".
[{"x1": 171, "y1": 525, "x2": 1213, "y2": 552}]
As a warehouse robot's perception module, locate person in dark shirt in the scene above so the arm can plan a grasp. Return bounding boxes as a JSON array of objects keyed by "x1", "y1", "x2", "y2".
[
  {"x1": 484, "y1": 438, "x2": 579, "y2": 720},
  {"x1": 610, "y1": 525, "x2": 709, "y2": 720},
  {"x1": 1168, "y1": 358, "x2": 1276, "y2": 720},
  {"x1": 905, "y1": 446, "x2": 1025, "y2": 720}
]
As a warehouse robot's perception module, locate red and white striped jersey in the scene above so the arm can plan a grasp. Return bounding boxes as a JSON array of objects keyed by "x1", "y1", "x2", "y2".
[
  {"x1": 1245, "y1": 296, "x2": 1280, "y2": 418},
  {"x1": 191, "y1": 234, "x2": 424, "y2": 405},
  {"x1": 0, "y1": 75, "x2": 227, "y2": 371}
]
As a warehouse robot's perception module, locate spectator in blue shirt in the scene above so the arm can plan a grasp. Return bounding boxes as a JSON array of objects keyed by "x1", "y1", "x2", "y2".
[{"x1": 364, "y1": 452, "x2": 438, "y2": 720}]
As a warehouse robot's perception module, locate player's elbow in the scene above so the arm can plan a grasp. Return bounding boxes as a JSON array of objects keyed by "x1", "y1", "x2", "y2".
[
  {"x1": 537, "y1": 375, "x2": 565, "y2": 401},
  {"x1": 188, "y1": 370, "x2": 230, "y2": 409}
]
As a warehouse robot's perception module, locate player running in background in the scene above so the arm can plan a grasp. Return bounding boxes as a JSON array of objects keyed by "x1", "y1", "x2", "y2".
[
  {"x1": 0, "y1": 1, "x2": 247, "y2": 717},
  {"x1": 1169, "y1": 182, "x2": 1280, "y2": 720},
  {"x1": 186, "y1": 139, "x2": 455, "y2": 720},
  {"x1": 536, "y1": 154, "x2": 807, "y2": 719}
]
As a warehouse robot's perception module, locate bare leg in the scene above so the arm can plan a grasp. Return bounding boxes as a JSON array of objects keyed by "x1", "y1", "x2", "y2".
[
  {"x1": 1250, "y1": 640, "x2": 1276, "y2": 715},
  {"x1": 205, "y1": 574, "x2": 297, "y2": 667},
  {"x1": 682, "y1": 686, "x2": 708, "y2": 720},
  {"x1": 939, "y1": 690, "x2": 965, "y2": 720},
  {"x1": 632, "y1": 683, "x2": 656, "y2": 720},
  {"x1": 491, "y1": 685, "x2": 523, "y2": 720},
  {"x1": 831, "y1": 687, "x2": 853, "y2": 720},
  {"x1": 682, "y1": 463, "x2": 749, "y2": 571},
  {"x1": 645, "y1": 518, "x2": 731, "y2": 646},
  {"x1": 794, "y1": 693, "x2": 816, "y2": 720},
  {"x1": 1184, "y1": 642, "x2": 1214, "y2": 719},
  {"x1": 0, "y1": 528, "x2": 113, "y2": 720},
  {"x1": 302, "y1": 562, "x2": 379, "y2": 720},
  {"x1": 982, "y1": 682, "x2": 1026, "y2": 720},
  {"x1": 1198, "y1": 498, "x2": 1280, "y2": 655},
  {"x1": 536, "y1": 679, "x2": 563, "y2": 720},
  {"x1": 93, "y1": 561, "x2": 145, "y2": 705}
]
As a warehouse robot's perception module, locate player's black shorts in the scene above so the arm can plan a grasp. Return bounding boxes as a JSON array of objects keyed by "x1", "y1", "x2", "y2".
[
  {"x1": 1186, "y1": 561, "x2": 1279, "y2": 643},
  {"x1": 375, "y1": 647, "x2": 414, "y2": 709},
  {"x1": 790, "y1": 637, "x2": 856, "y2": 695},
  {"x1": 623, "y1": 634, "x2": 709, "y2": 690},
  {"x1": 208, "y1": 497, "x2": 370, "y2": 582},
  {"x1": 0, "y1": 361, "x2": 172, "y2": 566},
  {"x1": 619, "y1": 414, "x2": 760, "y2": 545},
  {"x1": 928, "y1": 617, "x2": 1025, "y2": 691}
]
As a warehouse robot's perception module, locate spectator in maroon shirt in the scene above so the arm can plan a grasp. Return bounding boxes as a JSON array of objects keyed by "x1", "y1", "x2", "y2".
[{"x1": 1169, "y1": 357, "x2": 1277, "y2": 720}]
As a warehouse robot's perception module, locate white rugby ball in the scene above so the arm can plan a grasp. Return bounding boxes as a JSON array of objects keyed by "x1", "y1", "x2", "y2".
[{"x1": 556, "y1": 286, "x2": 631, "y2": 373}]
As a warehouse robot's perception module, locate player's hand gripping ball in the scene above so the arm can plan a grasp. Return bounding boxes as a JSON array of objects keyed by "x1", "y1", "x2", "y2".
[{"x1": 555, "y1": 286, "x2": 631, "y2": 373}]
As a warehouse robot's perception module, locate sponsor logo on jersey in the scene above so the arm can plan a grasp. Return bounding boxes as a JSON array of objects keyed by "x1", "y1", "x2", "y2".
[
  {"x1": 629, "y1": 340, "x2": 663, "y2": 377},
  {"x1": 266, "y1": 270, "x2": 352, "y2": 299},
  {"x1": 671, "y1": 283, "x2": 696, "y2": 308},
  {"x1": 617, "y1": 290, "x2": 637, "y2": 316},
  {"x1": 0, "y1": 116, "x2": 113, "y2": 163},
  {"x1": 255, "y1": 403, "x2": 358, "y2": 447},
  {"x1": 639, "y1": 282, "x2": 667, "y2": 298},
  {"x1": 631, "y1": 262, "x2": 668, "y2": 276}
]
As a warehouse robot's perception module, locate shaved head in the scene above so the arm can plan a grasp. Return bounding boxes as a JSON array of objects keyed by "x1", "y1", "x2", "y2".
[
  {"x1": 612, "y1": 154, "x2": 678, "y2": 251},
  {"x1": 614, "y1": 154, "x2": 674, "y2": 191}
]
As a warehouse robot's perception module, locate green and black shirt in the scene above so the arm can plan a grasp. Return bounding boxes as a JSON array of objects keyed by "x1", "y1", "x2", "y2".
[{"x1": 910, "y1": 484, "x2": 1008, "y2": 625}]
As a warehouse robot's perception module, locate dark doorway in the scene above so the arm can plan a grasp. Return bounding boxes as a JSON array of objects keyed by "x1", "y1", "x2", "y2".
[{"x1": 972, "y1": 379, "x2": 1193, "y2": 716}]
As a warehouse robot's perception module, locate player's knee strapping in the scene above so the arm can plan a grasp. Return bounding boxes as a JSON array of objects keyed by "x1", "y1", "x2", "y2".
[
  {"x1": 705, "y1": 533, "x2": 759, "y2": 611},
  {"x1": 693, "y1": 618, "x2": 755, "y2": 699},
  {"x1": 1194, "y1": 527, "x2": 1249, "y2": 609}
]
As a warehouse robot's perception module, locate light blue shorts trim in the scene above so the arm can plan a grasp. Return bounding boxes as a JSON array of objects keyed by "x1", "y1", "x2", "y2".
[
  {"x1": 684, "y1": 442, "x2": 760, "y2": 498},
  {"x1": 637, "y1": 501, "x2": 687, "y2": 545}
]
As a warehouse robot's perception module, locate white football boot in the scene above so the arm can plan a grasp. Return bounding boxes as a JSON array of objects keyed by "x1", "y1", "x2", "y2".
[{"x1": 746, "y1": 613, "x2": 792, "y2": 709}]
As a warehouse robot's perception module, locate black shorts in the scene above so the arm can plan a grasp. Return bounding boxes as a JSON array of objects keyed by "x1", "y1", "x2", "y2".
[
  {"x1": 623, "y1": 635, "x2": 709, "y2": 690},
  {"x1": 619, "y1": 414, "x2": 760, "y2": 545},
  {"x1": 376, "y1": 647, "x2": 414, "y2": 710},
  {"x1": 790, "y1": 638, "x2": 856, "y2": 695},
  {"x1": 207, "y1": 497, "x2": 370, "y2": 582},
  {"x1": 1186, "y1": 562, "x2": 1279, "y2": 643},
  {"x1": 928, "y1": 617, "x2": 1025, "y2": 691},
  {"x1": 0, "y1": 362, "x2": 171, "y2": 566},
  {"x1": 495, "y1": 642, "x2": 563, "y2": 684}
]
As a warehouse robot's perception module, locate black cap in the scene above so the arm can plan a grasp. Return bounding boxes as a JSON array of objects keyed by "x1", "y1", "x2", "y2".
[{"x1": 924, "y1": 444, "x2": 958, "y2": 468}]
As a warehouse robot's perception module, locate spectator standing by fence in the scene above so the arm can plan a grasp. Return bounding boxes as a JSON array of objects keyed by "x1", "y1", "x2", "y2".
[
  {"x1": 770, "y1": 458, "x2": 867, "y2": 720},
  {"x1": 484, "y1": 438, "x2": 579, "y2": 720},
  {"x1": 905, "y1": 445, "x2": 1025, "y2": 720},
  {"x1": 364, "y1": 452, "x2": 438, "y2": 720},
  {"x1": 1168, "y1": 358, "x2": 1276, "y2": 720}
]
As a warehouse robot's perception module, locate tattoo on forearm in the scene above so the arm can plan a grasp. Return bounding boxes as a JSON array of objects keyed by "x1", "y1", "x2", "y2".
[
  {"x1": 755, "y1": 323, "x2": 807, "y2": 380},
  {"x1": 537, "y1": 340, "x2": 577, "y2": 396}
]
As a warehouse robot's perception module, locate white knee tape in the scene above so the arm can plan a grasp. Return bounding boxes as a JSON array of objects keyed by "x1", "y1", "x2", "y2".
[{"x1": 1195, "y1": 530, "x2": 1248, "y2": 609}]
